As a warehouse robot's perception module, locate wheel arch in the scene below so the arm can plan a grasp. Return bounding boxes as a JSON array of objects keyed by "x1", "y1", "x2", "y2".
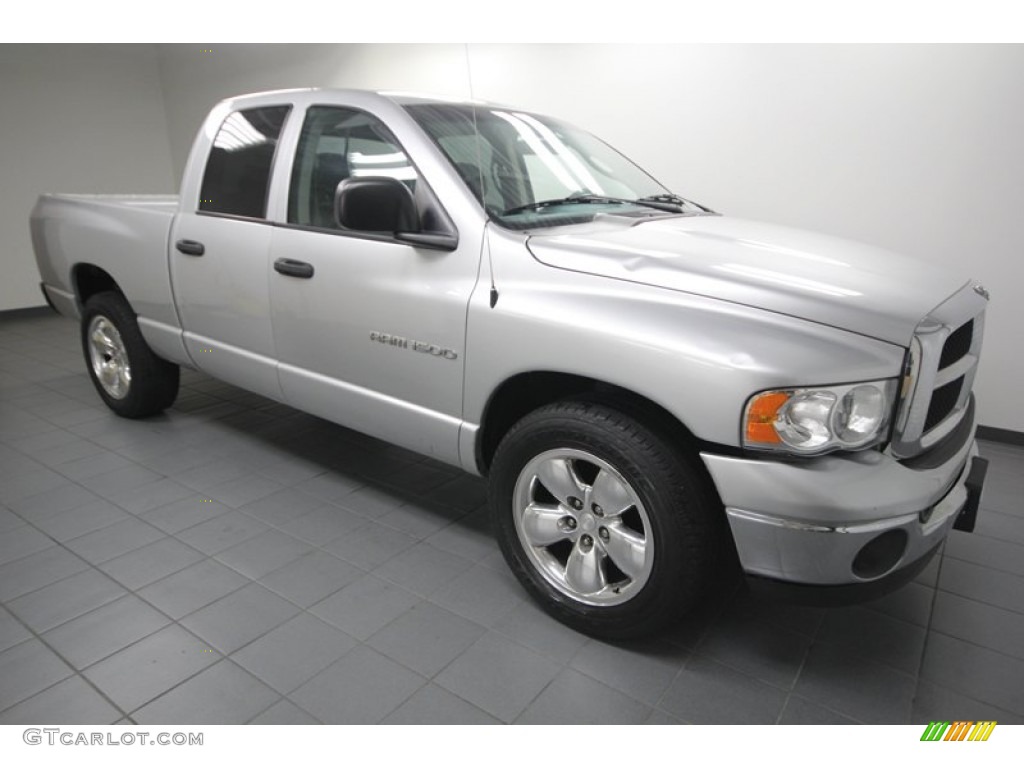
[
  {"x1": 72, "y1": 263, "x2": 127, "y2": 309},
  {"x1": 476, "y1": 371, "x2": 708, "y2": 477}
]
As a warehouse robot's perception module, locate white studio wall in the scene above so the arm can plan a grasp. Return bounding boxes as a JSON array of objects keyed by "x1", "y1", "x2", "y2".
[
  {"x1": 4, "y1": 44, "x2": 1022, "y2": 432},
  {"x1": 0, "y1": 45, "x2": 176, "y2": 311}
]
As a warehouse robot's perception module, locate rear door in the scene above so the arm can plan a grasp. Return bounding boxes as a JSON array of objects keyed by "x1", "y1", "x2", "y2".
[{"x1": 169, "y1": 104, "x2": 291, "y2": 400}]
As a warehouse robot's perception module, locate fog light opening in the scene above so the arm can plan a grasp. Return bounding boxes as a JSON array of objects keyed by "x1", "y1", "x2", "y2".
[{"x1": 852, "y1": 529, "x2": 908, "y2": 580}]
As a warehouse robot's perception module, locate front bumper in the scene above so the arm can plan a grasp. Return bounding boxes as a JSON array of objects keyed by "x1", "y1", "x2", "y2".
[{"x1": 700, "y1": 427, "x2": 987, "y2": 591}]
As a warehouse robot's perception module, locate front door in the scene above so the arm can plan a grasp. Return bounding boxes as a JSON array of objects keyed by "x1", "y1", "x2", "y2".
[{"x1": 268, "y1": 105, "x2": 479, "y2": 464}]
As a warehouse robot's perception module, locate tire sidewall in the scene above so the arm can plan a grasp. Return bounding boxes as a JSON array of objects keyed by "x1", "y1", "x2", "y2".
[
  {"x1": 80, "y1": 292, "x2": 177, "y2": 418},
  {"x1": 490, "y1": 403, "x2": 714, "y2": 638}
]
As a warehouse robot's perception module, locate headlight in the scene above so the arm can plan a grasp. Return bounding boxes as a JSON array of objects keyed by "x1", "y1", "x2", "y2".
[{"x1": 743, "y1": 380, "x2": 898, "y2": 455}]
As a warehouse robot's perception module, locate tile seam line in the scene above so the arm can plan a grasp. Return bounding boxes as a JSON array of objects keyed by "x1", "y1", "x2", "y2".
[
  {"x1": 933, "y1": 583, "x2": 1024, "y2": 619},
  {"x1": 913, "y1": 541, "x2": 947, "y2": 721},
  {"x1": 0, "y1": 608, "x2": 131, "y2": 724}
]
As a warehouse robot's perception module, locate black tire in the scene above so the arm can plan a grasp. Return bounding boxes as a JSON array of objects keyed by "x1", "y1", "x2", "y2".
[
  {"x1": 489, "y1": 400, "x2": 722, "y2": 640},
  {"x1": 80, "y1": 291, "x2": 179, "y2": 418}
]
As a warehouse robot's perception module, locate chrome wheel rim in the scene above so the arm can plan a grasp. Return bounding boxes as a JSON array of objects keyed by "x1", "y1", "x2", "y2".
[
  {"x1": 512, "y1": 448, "x2": 654, "y2": 606},
  {"x1": 87, "y1": 316, "x2": 131, "y2": 399}
]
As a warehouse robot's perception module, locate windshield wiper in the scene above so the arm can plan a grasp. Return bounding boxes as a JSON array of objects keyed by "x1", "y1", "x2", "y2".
[
  {"x1": 638, "y1": 193, "x2": 713, "y2": 213},
  {"x1": 502, "y1": 194, "x2": 621, "y2": 216},
  {"x1": 502, "y1": 194, "x2": 682, "y2": 217}
]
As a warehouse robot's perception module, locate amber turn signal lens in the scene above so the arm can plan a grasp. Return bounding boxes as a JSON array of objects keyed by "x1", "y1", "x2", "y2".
[{"x1": 745, "y1": 392, "x2": 789, "y2": 444}]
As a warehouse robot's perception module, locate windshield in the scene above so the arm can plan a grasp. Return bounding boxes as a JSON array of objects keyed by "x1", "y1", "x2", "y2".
[{"x1": 404, "y1": 102, "x2": 699, "y2": 230}]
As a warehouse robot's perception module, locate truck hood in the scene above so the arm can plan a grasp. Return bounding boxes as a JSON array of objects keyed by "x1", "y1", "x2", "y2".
[{"x1": 526, "y1": 215, "x2": 968, "y2": 346}]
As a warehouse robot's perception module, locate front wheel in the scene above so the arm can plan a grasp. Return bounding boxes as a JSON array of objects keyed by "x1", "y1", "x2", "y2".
[
  {"x1": 490, "y1": 401, "x2": 723, "y2": 639},
  {"x1": 81, "y1": 291, "x2": 180, "y2": 418}
]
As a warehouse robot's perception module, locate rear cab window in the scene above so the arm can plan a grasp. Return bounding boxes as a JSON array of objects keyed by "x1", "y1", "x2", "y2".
[{"x1": 199, "y1": 105, "x2": 291, "y2": 219}]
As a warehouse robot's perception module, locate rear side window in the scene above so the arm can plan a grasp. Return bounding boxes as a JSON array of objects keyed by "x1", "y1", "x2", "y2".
[{"x1": 199, "y1": 105, "x2": 291, "y2": 219}]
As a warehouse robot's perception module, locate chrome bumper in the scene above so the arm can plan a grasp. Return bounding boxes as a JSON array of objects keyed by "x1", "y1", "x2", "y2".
[{"x1": 700, "y1": 429, "x2": 982, "y2": 586}]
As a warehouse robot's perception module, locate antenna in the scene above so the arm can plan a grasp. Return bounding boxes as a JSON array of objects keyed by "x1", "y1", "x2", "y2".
[{"x1": 465, "y1": 44, "x2": 498, "y2": 308}]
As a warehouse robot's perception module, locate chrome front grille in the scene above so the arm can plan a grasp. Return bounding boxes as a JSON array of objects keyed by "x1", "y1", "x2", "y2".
[
  {"x1": 924, "y1": 375, "x2": 964, "y2": 433},
  {"x1": 939, "y1": 319, "x2": 974, "y2": 369},
  {"x1": 890, "y1": 285, "x2": 988, "y2": 459}
]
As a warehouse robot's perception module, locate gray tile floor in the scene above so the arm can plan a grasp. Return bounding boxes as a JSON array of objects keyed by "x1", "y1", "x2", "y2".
[{"x1": 1, "y1": 309, "x2": 1023, "y2": 724}]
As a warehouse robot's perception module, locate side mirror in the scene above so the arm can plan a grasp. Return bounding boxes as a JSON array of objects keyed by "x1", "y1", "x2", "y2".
[
  {"x1": 334, "y1": 176, "x2": 459, "y2": 252},
  {"x1": 335, "y1": 176, "x2": 417, "y2": 233}
]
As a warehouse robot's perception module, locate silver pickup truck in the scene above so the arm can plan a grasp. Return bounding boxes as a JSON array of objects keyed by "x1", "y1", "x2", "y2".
[{"x1": 31, "y1": 88, "x2": 989, "y2": 638}]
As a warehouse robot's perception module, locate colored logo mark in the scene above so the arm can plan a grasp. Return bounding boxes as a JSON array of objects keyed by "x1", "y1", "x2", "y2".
[{"x1": 920, "y1": 721, "x2": 997, "y2": 742}]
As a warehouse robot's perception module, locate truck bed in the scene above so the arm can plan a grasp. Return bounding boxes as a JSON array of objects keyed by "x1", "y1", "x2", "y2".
[
  {"x1": 31, "y1": 193, "x2": 182, "y2": 333},
  {"x1": 42, "y1": 193, "x2": 179, "y2": 210}
]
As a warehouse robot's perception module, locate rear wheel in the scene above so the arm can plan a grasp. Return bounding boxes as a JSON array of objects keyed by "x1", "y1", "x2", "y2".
[
  {"x1": 81, "y1": 291, "x2": 179, "y2": 418},
  {"x1": 490, "y1": 400, "x2": 722, "y2": 639}
]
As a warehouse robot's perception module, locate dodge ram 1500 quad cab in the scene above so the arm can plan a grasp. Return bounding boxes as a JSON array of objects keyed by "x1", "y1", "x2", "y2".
[{"x1": 32, "y1": 89, "x2": 989, "y2": 638}]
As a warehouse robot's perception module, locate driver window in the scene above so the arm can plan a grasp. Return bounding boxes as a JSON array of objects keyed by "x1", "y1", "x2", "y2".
[{"x1": 288, "y1": 106, "x2": 418, "y2": 229}]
